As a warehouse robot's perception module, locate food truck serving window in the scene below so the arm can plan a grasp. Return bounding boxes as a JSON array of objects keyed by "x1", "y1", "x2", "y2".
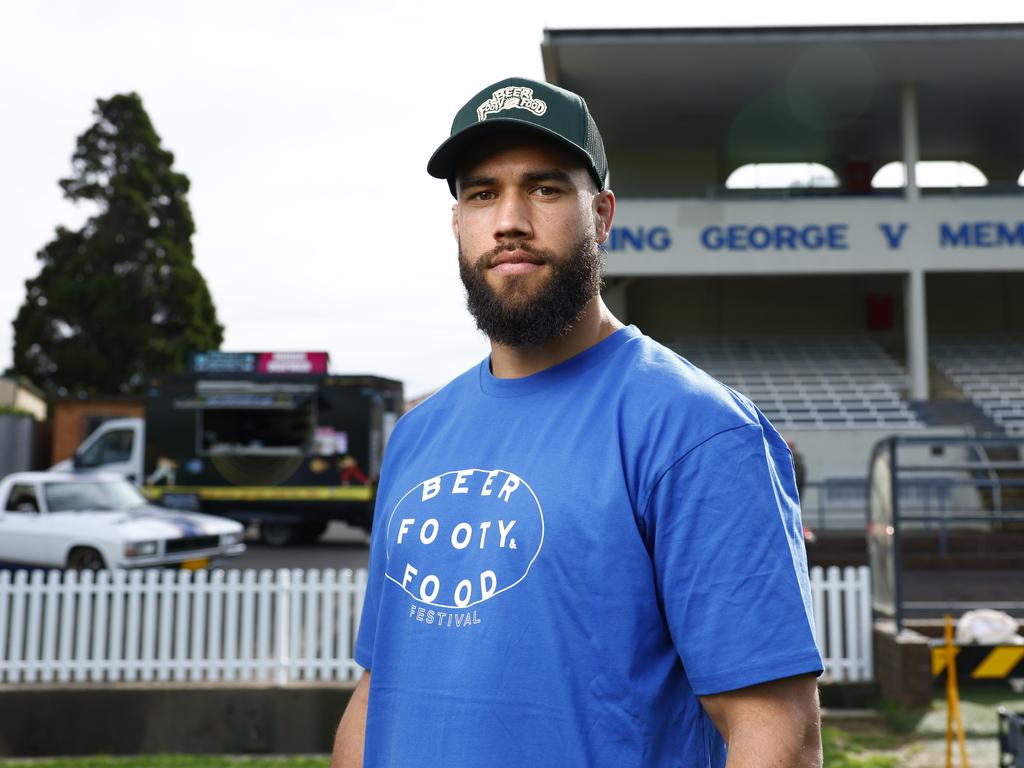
[{"x1": 197, "y1": 401, "x2": 314, "y2": 456}]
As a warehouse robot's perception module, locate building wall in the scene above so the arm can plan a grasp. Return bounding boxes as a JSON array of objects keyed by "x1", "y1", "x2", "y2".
[
  {"x1": 624, "y1": 274, "x2": 907, "y2": 347},
  {"x1": 0, "y1": 379, "x2": 47, "y2": 421},
  {"x1": 51, "y1": 400, "x2": 144, "y2": 465},
  {"x1": 616, "y1": 271, "x2": 1024, "y2": 345},
  {"x1": 926, "y1": 272, "x2": 1024, "y2": 333},
  {"x1": 610, "y1": 148, "x2": 722, "y2": 197}
]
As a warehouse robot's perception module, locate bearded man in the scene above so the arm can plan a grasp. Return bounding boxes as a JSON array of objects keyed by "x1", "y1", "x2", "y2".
[{"x1": 332, "y1": 77, "x2": 824, "y2": 768}]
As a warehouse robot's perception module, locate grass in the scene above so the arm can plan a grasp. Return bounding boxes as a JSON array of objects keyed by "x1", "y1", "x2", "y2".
[
  {"x1": 0, "y1": 758, "x2": 329, "y2": 768},
  {"x1": 822, "y1": 726, "x2": 901, "y2": 768},
  {"x1": 876, "y1": 698, "x2": 929, "y2": 734}
]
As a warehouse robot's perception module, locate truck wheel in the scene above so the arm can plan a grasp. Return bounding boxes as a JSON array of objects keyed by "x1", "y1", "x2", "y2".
[
  {"x1": 67, "y1": 547, "x2": 106, "y2": 571},
  {"x1": 260, "y1": 522, "x2": 298, "y2": 547}
]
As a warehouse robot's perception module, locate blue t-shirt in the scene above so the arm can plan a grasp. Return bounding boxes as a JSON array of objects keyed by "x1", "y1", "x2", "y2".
[{"x1": 355, "y1": 325, "x2": 822, "y2": 767}]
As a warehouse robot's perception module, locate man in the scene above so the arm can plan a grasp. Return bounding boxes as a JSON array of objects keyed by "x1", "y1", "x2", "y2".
[{"x1": 333, "y1": 76, "x2": 823, "y2": 768}]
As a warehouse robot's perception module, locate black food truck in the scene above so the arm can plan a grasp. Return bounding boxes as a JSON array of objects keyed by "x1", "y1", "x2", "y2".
[{"x1": 68, "y1": 351, "x2": 403, "y2": 545}]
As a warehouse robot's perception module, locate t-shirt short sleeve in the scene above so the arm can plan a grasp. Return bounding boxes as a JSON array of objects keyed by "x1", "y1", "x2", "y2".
[{"x1": 643, "y1": 420, "x2": 823, "y2": 696}]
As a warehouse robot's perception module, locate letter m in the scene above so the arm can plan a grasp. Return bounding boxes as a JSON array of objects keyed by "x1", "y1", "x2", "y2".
[
  {"x1": 939, "y1": 223, "x2": 970, "y2": 248},
  {"x1": 998, "y1": 222, "x2": 1024, "y2": 246}
]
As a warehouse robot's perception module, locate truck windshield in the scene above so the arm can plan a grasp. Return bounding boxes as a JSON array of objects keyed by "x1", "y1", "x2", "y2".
[{"x1": 44, "y1": 480, "x2": 148, "y2": 512}]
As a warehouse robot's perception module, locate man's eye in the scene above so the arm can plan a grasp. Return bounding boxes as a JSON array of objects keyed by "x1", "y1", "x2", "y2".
[
  {"x1": 471, "y1": 190, "x2": 496, "y2": 201},
  {"x1": 534, "y1": 186, "x2": 558, "y2": 196}
]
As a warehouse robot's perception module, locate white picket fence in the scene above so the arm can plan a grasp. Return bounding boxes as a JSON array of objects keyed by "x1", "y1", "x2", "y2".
[
  {"x1": 0, "y1": 564, "x2": 871, "y2": 685},
  {"x1": 0, "y1": 568, "x2": 366, "y2": 685},
  {"x1": 809, "y1": 565, "x2": 873, "y2": 682}
]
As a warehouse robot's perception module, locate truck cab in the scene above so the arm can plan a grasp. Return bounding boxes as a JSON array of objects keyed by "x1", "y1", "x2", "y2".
[{"x1": 51, "y1": 418, "x2": 145, "y2": 484}]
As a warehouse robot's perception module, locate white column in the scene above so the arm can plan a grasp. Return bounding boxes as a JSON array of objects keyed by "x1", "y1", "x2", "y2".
[
  {"x1": 901, "y1": 82, "x2": 920, "y2": 201},
  {"x1": 602, "y1": 279, "x2": 630, "y2": 323},
  {"x1": 903, "y1": 269, "x2": 929, "y2": 400}
]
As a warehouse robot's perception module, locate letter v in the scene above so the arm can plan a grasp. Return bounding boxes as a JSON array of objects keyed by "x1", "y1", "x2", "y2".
[{"x1": 879, "y1": 223, "x2": 909, "y2": 250}]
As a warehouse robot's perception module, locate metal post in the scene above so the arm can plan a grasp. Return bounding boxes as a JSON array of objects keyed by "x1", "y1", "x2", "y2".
[
  {"x1": 901, "y1": 82, "x2": 920, "y2": 202},
  {"x1": 939, "y1": 484, "x2": 949, "y2": 557},
  {"x1": 890, "y1": 438, "x2": 904, "y2": 633},
  {"x1": 904, "y1": 270, "x2": 930, "y2": 401}
]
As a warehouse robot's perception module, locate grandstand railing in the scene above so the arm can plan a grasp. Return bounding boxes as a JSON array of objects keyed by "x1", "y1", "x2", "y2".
[{"x1": 0, "y1": 565, "x2": 872, "y2": 684}]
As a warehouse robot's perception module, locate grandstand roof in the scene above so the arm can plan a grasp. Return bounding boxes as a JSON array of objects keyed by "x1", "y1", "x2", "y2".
[{"x1": 542, "y1": 24, "x2": 1024, "y2": 165}]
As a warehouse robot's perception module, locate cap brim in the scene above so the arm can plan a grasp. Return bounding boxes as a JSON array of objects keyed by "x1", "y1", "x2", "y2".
[{"x1": 427, "y1": 117, "x2": 596, "y2": 196}]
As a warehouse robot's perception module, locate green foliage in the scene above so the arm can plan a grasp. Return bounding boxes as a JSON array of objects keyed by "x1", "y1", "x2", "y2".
[
  {"x1": 13, "y1": 93, "x2": 223, "y2": 396},
  {"x1": 822, "y1": 726, "x2": 900, "y2": 767},
  {"x1": 0, "y1": 406, "x2": 33, "y2": 417}
]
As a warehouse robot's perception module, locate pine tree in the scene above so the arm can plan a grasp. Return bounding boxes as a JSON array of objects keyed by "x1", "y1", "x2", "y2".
[{"x1": 13, "y1": 92, "x2": 223, "y2": 395}]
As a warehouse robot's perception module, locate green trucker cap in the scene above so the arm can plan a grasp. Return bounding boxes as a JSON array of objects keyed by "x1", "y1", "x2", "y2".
[{"x1": 427, "y1": 76, "x2": 608, "y2": 197}]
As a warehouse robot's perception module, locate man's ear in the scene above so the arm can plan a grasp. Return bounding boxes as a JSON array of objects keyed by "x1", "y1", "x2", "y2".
[
  {"x1": 592, "y1": 190, "x2": 616, "y2": 246},
  {"x1": 451, "y1": 203, "x2": 460, "y2": 242}
]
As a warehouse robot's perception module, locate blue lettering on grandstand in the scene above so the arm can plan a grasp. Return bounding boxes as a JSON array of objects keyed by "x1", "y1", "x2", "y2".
[
  {"x1": 879, "y1": 223, "x2": 909, "y2": 250},
  {"x1": 700, "y1": 224, "x2": 849, "y2": 251},
  {"x1": 940, "y1": 221, "x2": 1024, "y2": 248},
  {"x1": 608, "y1": 226, "x2": 672, "y2": 252}
]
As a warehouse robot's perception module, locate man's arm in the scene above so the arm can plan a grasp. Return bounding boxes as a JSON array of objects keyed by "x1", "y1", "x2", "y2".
[
  {"x1": 699, "y1": 673, "x2": 822, "y2": 768},
  {"x1": 331, "y1": 669, "x2": 370, "y2": 768}
]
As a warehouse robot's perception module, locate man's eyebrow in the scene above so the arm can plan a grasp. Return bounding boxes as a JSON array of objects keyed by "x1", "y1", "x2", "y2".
[
  {"x1": 457, "y1": 168, "x2": 576, "y2": 191},
  {"x1": 522, "y1": 168, "x2": 575, "y2": 186},
  {"x1": 458, "y1": 174, "x2": 495, "y2": 190}
]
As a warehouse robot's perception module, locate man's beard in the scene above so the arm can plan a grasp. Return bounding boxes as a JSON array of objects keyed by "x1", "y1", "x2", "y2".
[{"x1": 458, "y1": 235, "x2": 604, "y2": 348}]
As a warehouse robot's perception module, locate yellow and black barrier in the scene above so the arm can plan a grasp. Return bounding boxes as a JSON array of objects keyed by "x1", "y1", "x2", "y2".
[{"x1": 932, "y1": 642, "x2": 1024, "y2": 683}]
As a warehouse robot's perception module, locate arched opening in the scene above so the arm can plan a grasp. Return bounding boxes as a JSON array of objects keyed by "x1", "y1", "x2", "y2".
[
  {"x1": 725, "y1": 163, "x2": 839, "y2": 189},
  {"x1": 871, "y1": 161, "x2": 988, "y2": 189}
]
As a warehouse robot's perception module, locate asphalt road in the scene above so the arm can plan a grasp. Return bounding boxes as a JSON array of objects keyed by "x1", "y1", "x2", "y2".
[{"x1": 219, "y1": 521, "x2": 371, "y2": 572}]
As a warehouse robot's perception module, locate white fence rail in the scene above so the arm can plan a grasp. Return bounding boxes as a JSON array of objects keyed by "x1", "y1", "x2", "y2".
[
  {"x1": 0, "y1": 565, "x2": 871, "y2": 685},
  {"x1": 0, "y1": 568, "x2": 366, "y2": 685}
]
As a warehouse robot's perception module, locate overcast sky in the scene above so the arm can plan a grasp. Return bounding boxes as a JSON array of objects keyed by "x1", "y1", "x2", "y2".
[{"x1": 1, "y1": 1, "x2": 1019, "y2": 398}]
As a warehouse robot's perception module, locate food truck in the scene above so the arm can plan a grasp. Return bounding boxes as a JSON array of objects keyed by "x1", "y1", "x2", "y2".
[{"x1": 56, "y1": 352, "x2": 403, "y2": 545}]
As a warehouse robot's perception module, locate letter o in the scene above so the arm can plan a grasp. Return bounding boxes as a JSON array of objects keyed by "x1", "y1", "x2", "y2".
[
  {"x1": 454, "y1": 579, "x2": 473, "y2": 607},
  {"x1": 420, "y1": 519, "x2": 439, "y2": 544},
  {"x1": 419, "y1": 575, "x2": 440, "y2": 603},
  {"x1": 451, "y1": 522, "x2": 472, "y2": 549},
  {"x1": 748, "y1": 226, "x2": 771, "y2": 249}
]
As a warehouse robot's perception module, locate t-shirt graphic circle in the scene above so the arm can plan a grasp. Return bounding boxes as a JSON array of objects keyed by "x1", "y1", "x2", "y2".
[{"x1": 384, "y1": 469, "x2": 544, "y2": 609}]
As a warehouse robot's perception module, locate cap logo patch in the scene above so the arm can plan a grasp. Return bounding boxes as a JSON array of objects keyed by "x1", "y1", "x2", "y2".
[{"x1": 476, "y1": 86, "x2": 548, "y2": 122}]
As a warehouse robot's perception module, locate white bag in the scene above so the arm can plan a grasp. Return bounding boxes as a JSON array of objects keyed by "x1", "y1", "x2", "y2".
[{"x1": 955, "y1": 609, "x2": 1023, "y2": 645}]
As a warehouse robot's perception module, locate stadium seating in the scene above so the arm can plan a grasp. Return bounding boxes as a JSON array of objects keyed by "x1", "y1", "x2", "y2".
[
  {"x1": 670, "y1": 336, "x2": 923, "y2": 429},
  {"x1": 931, "y1": 336, "x2": 1024, "y2": 435}
]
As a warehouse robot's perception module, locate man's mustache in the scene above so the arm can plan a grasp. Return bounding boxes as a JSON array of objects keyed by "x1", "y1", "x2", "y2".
[{"x1": 481, "y1": 242, "x2": 550, "y2": 269}]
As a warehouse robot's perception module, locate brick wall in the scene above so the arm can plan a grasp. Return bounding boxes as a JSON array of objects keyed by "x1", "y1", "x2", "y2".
[{"x1": 51, "y1": 399, "x2": 143, "y2": 465}]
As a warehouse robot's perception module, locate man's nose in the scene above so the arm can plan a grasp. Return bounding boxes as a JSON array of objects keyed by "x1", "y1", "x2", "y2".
[{"x1": 493, "y1": 193, "x2": 533, "y2": 241}]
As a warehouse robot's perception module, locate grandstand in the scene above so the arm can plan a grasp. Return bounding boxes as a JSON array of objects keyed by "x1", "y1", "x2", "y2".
[
  {"x1": 542, "y1": 24, "x2": 1024, "y2": 529},
  {"x1": 673, "y1": 336, "x2": 922, "y2": 429},
  {"x1": 931, "y1": 336, "x2": 1024, "y2": 435}
]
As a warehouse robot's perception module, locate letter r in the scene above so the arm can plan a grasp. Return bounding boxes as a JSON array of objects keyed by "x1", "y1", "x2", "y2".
[{"x1": 498, "y1": 474, "x2": 521, "y2": 502}]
